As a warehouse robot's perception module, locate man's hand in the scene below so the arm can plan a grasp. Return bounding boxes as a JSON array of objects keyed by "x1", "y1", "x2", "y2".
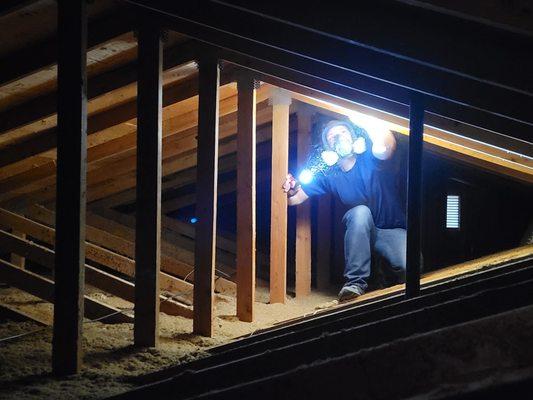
[
  {"x1": 282, "y1": 173, "x2": 298, "y2": 194},
  {"x1": 282, "y1": 173, "x2": 309, "y2": 206}
]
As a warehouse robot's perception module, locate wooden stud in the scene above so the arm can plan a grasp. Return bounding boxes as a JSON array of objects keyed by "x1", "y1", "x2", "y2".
[
  {"x1": 134, "y1": 23, "x2": 163, "y2": 348},
  {"x1": 406, "y1": 96, "x2": 424, "y2": 298},
  {"x1": 295, "y1": 107, "x2": 312, "y2": 297},
  {"x1": 193, "y1": 55, "x2": 220, "y2": 337},
  {"x1": 236, "y1": 74, "x2": 257, "y2": 322},
  {"x1": 269, "y1": 88, "x2": 291, "y2": 304},
  {"x1": 52, "y1": 0, "x2": 88, "y2": 376}
]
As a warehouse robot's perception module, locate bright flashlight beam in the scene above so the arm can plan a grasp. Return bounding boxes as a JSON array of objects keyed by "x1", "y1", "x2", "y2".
[{"x1": 298, "y1": 169, "x2": 314, "y2": 184}]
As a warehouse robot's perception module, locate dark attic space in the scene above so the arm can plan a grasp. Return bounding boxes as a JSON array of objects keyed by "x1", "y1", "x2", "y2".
[{"x1": 0, "y1": 0, "x2": 532, "y2": 399}]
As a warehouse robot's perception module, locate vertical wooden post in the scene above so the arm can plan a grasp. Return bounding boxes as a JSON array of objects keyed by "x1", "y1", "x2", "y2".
[
  {"x1": 134, "y1": 22, "x2": 162, "y2": 347},
  {"x1": 236, "y1": 74, "x2": 257, "y2": 322},
  {"x1": 295, "y1": 107, "x2": 312, "y2": 297},
  {"x1": 406, "y1": 95, "x2": 424, "y2": 299},
  {"x1": 52, "y1": 0, "x2": 87, "y2": 376},
  {"x1": 10, "y1": 230, "x2": 26, "y2": 268},
  {"x1": 269, "y1": 88, "x2": 291, "y2": 304},
  {"x1": 315, "y1": 194, "x2": 332, "y2": 290},
  {"x1": 193, "y1": 55, "x2": 219, "y2": 336}
]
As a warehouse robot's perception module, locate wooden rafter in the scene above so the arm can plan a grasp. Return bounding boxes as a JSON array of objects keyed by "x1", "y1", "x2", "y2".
[
  {"x1": 0, "y1": 229, "x2": 192, "y2": 318},
  {"x1": 0, "y1": 208, "x2": 193, "y2": 296},
  {"x1": 0, "y1": 258, "x2": 132, "y2": 324}
]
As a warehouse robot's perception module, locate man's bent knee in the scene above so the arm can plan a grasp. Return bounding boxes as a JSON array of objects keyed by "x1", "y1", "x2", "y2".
[{"x1": 342, "y1": 205, "x2": 373, "y2": 230}]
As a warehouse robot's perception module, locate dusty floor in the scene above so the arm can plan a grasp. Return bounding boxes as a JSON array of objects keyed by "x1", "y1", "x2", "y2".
[{"x1": 0, "y1": 284, "x2": 335, "y2": 400}]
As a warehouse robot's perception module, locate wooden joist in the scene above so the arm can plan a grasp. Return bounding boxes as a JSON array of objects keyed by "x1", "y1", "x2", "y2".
[
  {"x1": 0, "y1": 72, "x2": 241, "y2": 197},
  {"x1": 0, "y1": 88, "x2": 270, "y2": 209},
  {"x1": 87, "y1": 207, "x2": 237, "y2": 295},
  {"x1": 0, "y1": 208, "x2": 193, "y2": 296},
  {"x1": 0, "y1": 228, "x2": 193, "y2": 318},
  {"x1": 0, "y1": 40, "x2": 198, "y2": 138},
  {"x1": 0, "y1": 302, "x2": 50, "y2": 326},
  {"x1": 0, "y1": 258, "x2": 132, "y2": 324},
  {"x1": 86, "y1": 105, "x2": 274, "y2": 212},
  {"x1": 27, "y1": 204, "x2": 132, "y2": 257}
]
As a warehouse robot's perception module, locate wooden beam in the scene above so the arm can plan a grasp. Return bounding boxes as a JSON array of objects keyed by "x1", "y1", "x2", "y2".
[
  {"x1": 0, "y1": 207, "x2": 192, "y2": 295},
  {"x1": 0, "y1": 68, "x2": 237, "y2": 174},
  {"x1": 295, "y1": 107, "x2": 312, "y2": 297},
  {"x1": 84, "y1": 207, "x2": 234, "y2": 295},
  {"x1": 0, "y1": 40, "x2": 197, "y2": 137},
  {"x1": 27, "y1": 204, "x2": 132, "y2": 256},
  {"x1": 236, "y1": 75, "x2": 256, "y2": 322},
  {"x1": 9, "y1": 229, "x2": 25, "y2": 268},
  {"x1": 0, "y1": 76, "x2": 197, "y2": 170},
  {"x1": 269, "y1": 88, "x2": 291, "y2": 304},
  {"x1": 134, "y1": 23, "x2": 163, "y2": 347},
  {"x1": 193, "y1": 55, "x2": 220, "y2": 337},
  {"x1": 0, "y1": 302, "x2": 50, "y2": 326},
  {"x1": 406, "y1": 97, "x2": 424, "y2": 298},
  {"x1": 0, "y1": 228, "x2": 192, "y2": 318},
  {"x1": 0, "y1": 258, "x2": 132, "y2": 324},
  {"x1": 0, "y1": 86, "x2": 249, "y2": 207},
  {"x1": 52, "y1": 0, "x2": 87, "y2": 376},
  {"x1": 0, "y1": 90, "x2": 270, "y2": 211}
]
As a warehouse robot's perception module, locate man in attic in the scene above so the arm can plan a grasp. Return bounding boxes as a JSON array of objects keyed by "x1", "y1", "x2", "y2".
[{"x1": 283, "y1": 117, "x2": 408, "y2": 301}]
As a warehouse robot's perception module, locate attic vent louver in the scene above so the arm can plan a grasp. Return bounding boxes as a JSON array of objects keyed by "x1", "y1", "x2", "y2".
[{"x1": 446, "y1": 195, "x2": 460, "y2": 229}]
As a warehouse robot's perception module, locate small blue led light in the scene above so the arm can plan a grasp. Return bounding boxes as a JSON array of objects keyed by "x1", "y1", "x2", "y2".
[{"x1": 190, "y1": 217, "x2": 198, "y2": 224}]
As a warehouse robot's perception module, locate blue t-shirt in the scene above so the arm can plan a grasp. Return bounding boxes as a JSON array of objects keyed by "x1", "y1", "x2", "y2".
[{"x1": 302, "y1": 139, "x2": 407, "y2": 229}]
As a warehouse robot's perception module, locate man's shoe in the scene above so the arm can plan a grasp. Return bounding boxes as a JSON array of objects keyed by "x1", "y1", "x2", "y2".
[{"x1": 338, "y1": 284, "x2": 365, "y2": 302}]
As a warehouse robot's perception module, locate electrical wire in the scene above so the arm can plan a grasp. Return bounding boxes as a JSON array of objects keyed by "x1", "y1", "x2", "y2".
[{"x1": 0, "y1": 326, "x2": 49, "y2": 344}]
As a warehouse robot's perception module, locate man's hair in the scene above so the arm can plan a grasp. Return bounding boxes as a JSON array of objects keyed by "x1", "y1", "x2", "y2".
[{"x1": 320, "y1": 119, "x2": 367, "y2": 150}]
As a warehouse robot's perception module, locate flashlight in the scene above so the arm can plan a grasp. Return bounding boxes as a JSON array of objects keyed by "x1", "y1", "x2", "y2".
[{"x1": 298, "y1": 168, "x2": 314, "y2": 184}]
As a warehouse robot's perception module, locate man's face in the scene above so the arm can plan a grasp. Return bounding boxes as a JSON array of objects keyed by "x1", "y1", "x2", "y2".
[{"x1": 326, "y1": 124, "x2": 353, "y2": 158}]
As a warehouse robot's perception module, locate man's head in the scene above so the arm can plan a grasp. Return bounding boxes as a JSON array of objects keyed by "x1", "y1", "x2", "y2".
[{"x1": 321, "y1": 120, "x2": 366, "y2": 160}]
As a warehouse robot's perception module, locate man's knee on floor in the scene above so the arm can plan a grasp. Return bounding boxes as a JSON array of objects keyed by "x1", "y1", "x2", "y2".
[{"x1": 342, "y1": 205, "x2": 373, "y2": 230}]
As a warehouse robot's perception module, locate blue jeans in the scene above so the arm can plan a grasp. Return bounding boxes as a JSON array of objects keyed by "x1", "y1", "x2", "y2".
[{"x1": 342, "y1": 205, "x2": 406, "y2": 290}]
